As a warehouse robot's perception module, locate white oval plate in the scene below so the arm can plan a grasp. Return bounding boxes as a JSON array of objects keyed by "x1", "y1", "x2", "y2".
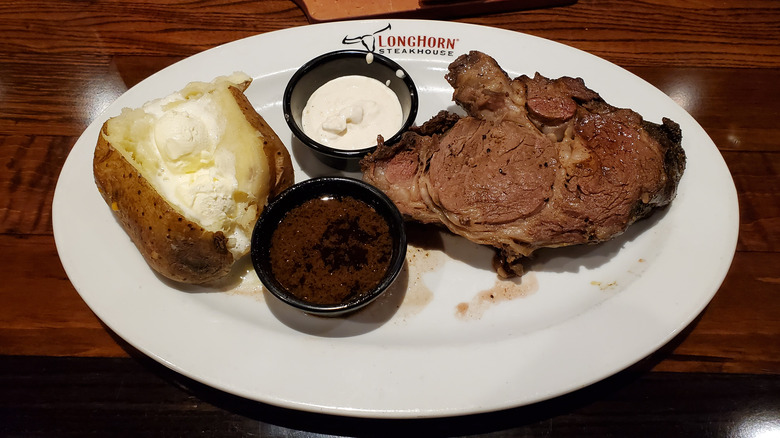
[{"x1": 53, "y1": 20, "x2": 739, "y2": 418}]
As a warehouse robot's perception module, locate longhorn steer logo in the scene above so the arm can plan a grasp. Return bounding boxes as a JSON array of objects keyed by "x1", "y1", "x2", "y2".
[{"x1": 342, "y1": 23, "x2": 392, "y2": 52}]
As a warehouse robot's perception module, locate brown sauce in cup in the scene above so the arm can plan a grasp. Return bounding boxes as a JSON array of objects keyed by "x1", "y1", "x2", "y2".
[{"x1": 269, "y1": 195, "x2": 393, "y2": 306}]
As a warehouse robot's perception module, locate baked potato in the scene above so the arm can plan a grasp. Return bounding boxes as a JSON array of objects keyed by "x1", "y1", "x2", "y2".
[{"x1": 93, "y1": 72, "x2": 293, "y2": 284}]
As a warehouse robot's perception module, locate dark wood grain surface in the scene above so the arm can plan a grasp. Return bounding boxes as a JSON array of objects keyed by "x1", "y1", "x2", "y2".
[{"x1": 1, "y1": 0, "x2": 779, "y2": 435}]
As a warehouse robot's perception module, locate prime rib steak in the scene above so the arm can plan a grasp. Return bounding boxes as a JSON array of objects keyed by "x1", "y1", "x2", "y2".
[{"x1": 361, "y1": 51, "x2": 686, "y2": 277}]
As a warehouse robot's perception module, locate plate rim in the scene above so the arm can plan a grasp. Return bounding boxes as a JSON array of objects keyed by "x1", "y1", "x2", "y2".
[{"x1": 52, "y1": 19, "x2": 739, "y2": 418}]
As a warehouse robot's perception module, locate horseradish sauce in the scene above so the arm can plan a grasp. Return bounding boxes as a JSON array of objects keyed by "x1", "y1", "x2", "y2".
[{"x1": 301, "y1": 75, "x2": 403, "y2": 151}]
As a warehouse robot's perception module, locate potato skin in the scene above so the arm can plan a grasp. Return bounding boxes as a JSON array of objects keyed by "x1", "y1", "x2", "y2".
[
  {"x1": 93, "y1": 125, "x2": 235, "y2": 283},
  {"x1": 93, "y1": 85, "x2": 294, "y2": 284},
  {"x1": 229, "y1": 85, "x2": 294, "y2": 198}
]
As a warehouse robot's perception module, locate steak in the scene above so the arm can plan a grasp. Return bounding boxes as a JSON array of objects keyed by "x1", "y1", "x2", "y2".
[{"x1": 362, "y1": 51, "x2": 686, "y2": 276}]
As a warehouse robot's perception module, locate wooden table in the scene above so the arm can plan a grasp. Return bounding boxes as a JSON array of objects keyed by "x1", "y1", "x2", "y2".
[{"x1": 1, "y1": 0, "x2": 778, "y2": 435}]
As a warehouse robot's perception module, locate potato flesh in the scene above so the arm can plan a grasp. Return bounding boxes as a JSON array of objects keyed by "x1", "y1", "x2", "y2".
[{"x1": 103, "y1": 73, "x2": 271, "y2": 258}]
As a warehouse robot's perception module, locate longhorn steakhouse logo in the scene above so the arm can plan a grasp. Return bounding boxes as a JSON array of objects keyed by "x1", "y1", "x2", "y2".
[{"x1": 342, "y1": 23, "x2": 458, "y2": 57}]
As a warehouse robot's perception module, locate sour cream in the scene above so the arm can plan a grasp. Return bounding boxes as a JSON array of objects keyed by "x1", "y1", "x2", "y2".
[{"x1": 301, "y1": 75, "x2": 403, "y2": 151}]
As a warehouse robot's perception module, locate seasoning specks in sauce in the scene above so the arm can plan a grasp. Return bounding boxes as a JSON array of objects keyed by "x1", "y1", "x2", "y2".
[{"x1": 269, "y1": 195, "x2": 393, "y2": 306}]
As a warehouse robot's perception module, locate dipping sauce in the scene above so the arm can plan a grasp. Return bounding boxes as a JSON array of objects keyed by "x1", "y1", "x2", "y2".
[
  {"x1": 301, "y1": 75, "x2": 403, "y2": 151},
  {"x1": 268, "y1": 195, "x2": 393, "y2": 306}
]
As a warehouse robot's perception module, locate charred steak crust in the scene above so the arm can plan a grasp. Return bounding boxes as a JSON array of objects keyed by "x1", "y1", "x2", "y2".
[
  {"x1": 647, "y1": 117, "x2": 686, "y2": 203},
  {"x1": 362, "y1": 51, "x2": 686, "y2": 277}
]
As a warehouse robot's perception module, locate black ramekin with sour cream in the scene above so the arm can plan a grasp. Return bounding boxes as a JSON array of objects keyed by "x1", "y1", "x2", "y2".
[{"x1": 282, "y1": 50, "x2": 418, "y2": 171}]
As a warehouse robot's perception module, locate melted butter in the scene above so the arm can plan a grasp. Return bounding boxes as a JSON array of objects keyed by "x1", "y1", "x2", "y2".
[
  {"x1": 301, "y1": 75, "x2": 402, "y2": 151},
  {"x1": 102, "y1": 72, "x2": 270, "y2": 258}
]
